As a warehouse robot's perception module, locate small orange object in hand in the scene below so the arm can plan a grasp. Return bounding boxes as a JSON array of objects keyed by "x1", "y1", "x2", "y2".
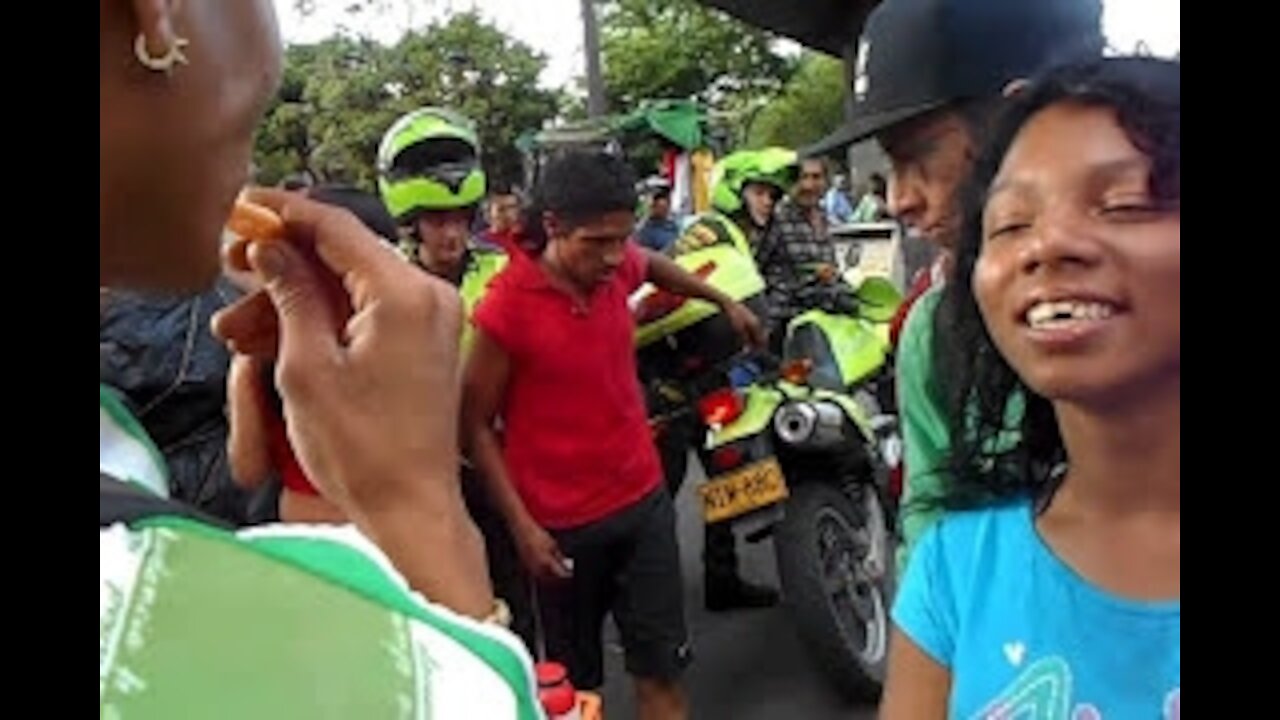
[
  {"x1": 225, "y1": 198, "x2": 286, "y2": 273},
  {"x1": 228, "y1": 198, "x2": 286, "y2": 243}
]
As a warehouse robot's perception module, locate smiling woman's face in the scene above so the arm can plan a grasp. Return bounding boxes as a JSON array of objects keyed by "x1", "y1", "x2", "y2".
[{"x1": 973, "y1": 102, "x2": 1180, "y2": 408}]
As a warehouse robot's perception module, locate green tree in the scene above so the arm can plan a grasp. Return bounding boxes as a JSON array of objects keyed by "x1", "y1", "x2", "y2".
[
  {"x1": 395, "y1": 14, "x2": 562, "y2": 187},
  {"x1": 746, "y1": 52, "x2": 845, "y2": 150},
  {"x1": 305, "y1": 36, "x2": 399, "y2": 187},
  {"x1": 253, "y1": 43, "x2": 325, "y2": 184},
  {"x1": 599, "y1": 0, "x2": 793, "y2": 115},
  {"x1": 254, "y1": 12, "x2": 560, "y2": 190}
]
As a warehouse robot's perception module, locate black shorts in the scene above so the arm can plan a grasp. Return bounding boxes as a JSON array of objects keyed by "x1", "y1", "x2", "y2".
[
  {"x1": 537, "y1": 487, "x2": 692, "y2": 689},
  {"x1": 461, "y1": 468, "x2": 537, "y2": 652}
]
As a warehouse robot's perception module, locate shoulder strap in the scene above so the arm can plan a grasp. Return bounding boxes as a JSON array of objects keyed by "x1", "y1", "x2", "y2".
[{"x1": 100, "y1": 472, "x2": 233, "y2": 530}]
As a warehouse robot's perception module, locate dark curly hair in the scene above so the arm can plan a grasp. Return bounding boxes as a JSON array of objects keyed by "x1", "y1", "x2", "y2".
[
  {"x1": 931, "y1": 56, "x2": 1180, "y2": 511},
  {"x1": 514, "y1": 150, "x2": 638, "y2": 256},
  {"x1": 535, "y1": 149, "x2": 638, "y2": 230}
]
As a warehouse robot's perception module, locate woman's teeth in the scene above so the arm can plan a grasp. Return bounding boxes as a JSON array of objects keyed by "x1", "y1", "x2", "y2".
[{"x1": 1025, "y1": 300, "x2": 1115, "y2": 328}]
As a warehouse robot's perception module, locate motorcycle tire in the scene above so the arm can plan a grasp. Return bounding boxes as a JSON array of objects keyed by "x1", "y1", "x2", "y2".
[{"x1": 774, "y1": 482, "x2": 893, "y2": 703}]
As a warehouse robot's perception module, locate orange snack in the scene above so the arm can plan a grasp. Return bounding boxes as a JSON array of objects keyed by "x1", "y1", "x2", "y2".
[
  {"x1": 227, "y1": 199, "x2": 286, "y2": 243},
  {"x1": 225, "y1": 199, "x2": 286, "y2": 273}
]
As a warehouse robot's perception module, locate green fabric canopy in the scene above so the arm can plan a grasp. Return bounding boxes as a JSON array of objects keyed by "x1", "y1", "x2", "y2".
[{"x1": 518, "y1": 99, "x2": 705, "y2": 153}]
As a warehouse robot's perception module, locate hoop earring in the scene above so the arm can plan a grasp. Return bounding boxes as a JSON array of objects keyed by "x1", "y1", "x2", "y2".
[{"x1": 134, "y1": 33, "x2": 191, "y2": 74}]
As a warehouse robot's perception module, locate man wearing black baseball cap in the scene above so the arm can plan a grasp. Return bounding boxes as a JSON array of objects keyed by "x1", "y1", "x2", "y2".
[{"x1": 806, "y1": 0, "x2": 1105, "y2": 575}]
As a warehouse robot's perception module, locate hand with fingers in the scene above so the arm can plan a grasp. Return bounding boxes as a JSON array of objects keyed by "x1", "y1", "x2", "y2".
[
  {"x1": 225, "y1": 353, "x2": 272, "y2": 490},
  {"x1": 513, "y1": 518, "x2": 573, "y2": 583},
  {"x1": 225, "y1": 352, "x2": 348, "y2": 523},
  {"x1": 212, "y1": 189, "x2": 494, "y2": 618},
  {"x1": 724, "y1": 300, "x2": 768, "y2": 351}
]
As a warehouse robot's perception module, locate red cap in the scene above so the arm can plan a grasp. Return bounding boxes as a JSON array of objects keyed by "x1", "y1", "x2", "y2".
[
  {"x1": 536, "y1": 661, "x2": 569, "y2": 688},
  {"x1": 536, "y1": 661, "x2": 577, "y2": 715}
]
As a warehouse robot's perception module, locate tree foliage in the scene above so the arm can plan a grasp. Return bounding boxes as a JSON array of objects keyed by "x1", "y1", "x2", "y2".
[
  {"x1": 746, "y1": 52, "x2": 846, "y2": 150},
  {"x1": 254, "y1": 12, "x2": 561, "y2": 189},
  {"x1": 599, "y1": 0, "x2": 793, "y2": 115}
]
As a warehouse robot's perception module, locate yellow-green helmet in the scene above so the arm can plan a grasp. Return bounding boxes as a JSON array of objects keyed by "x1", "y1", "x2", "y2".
[
  {"x1": 377, "y1": 107, "x2": 487, "y2": 223},
  {"x1": 709, "y1": 147, "x2": 799, "y2": 215}
]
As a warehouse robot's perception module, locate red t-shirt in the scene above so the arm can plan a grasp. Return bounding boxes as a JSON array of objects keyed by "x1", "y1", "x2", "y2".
[
  {"x1": 480, "y1": 227, "x2": 544, "y2": 259},
  {"x1": 472, "y1": 242, "x2": 661, "y2": 529},
  {"x1": 267, "y1": 412, "x2": 318, "y2": 496},
  {"x1": 890, "y1": 267, "x2": 936, "y2": 350},
  {"x1": 478, "y1": 228, "x2": 517, "y2": 254},
  {"x1": 259, "y1": 384, "x2": 319, "y2": 496}
]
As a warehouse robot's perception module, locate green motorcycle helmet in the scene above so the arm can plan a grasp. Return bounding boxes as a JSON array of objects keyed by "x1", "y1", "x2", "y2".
[
  {"x1": 377, "y1": 107, "x2": 487, "y2": 223},
  {"x1": 709, "y1": 147, "x2": 799, "y2": 215}
]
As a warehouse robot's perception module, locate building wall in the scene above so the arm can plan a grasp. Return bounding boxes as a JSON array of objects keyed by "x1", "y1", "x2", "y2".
[{"x1": 844, "y1": 139, "x2": 889, "y2": 197}]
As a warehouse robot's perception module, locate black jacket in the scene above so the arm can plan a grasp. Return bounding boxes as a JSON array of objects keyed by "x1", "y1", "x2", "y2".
[{"x1": 100, "y1": 278, "x2": 278, "y2": 525}]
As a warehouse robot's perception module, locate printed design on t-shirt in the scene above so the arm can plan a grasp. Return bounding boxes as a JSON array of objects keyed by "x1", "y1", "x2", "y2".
[
  {"x1": 1003, "y1": 641, "x2": 1026, "y2": 667},
  {"x1": 101, "y1": 525, "x2": 154, "y2": 701},
  {"x1": 1164, "y1": 688, "x2": 1180, "y2": 720},
  {"x1": 970, "y1": 656, "x2": 1072, "y2": 720},
  {"x1": 971, "y1": 653, "x2": 1179, "y2": 720}
]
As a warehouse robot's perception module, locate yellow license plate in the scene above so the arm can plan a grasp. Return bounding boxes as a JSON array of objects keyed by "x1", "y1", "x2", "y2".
[{"x1": 699, "y1": 458, "x2": 789, "y2": 523}]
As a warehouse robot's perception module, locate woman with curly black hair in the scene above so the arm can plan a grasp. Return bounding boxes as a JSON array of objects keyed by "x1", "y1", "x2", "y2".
[{"x1": 881, "y1": 56, "x2": 1180, "y2": 718}]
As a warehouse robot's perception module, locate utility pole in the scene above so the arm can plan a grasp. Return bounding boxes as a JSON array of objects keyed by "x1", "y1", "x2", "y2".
[{"x1": 581, "y1": 0, "x2": 606, "y2": 117}]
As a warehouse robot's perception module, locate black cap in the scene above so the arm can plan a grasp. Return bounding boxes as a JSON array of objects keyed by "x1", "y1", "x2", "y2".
[
  {"x1": 307, "y1": 184, "x2": 401, "y2": 242},
  {"x1": 806, "y1": 0, "x2": 1104, "y2": 156}
]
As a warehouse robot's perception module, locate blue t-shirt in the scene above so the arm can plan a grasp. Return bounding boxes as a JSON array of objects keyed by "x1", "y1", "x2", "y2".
[
  {"x1": 822, "y1": 188, "x2": 854, "y2": 224},
  {"x1": 893, "y1": 500, "x2": 1180, "y2": 720},
  {"x1": 636, "y1": 216, "x2": 680, "y2": 251}
]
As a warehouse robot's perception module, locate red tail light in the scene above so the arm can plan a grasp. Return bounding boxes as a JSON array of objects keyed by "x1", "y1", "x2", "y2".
[
  {"x1": 633, "y1": 261, "x2": 717, "y2": 324},
  {"x1": 698, "y1": 388, "x2": 743, "y2": 427},
  {"x1": 711, "y1": 446, "x2": 744, "y2": 471},
  {"x1": 889, "y1": 465, "x2": 904, "y2": 503}
]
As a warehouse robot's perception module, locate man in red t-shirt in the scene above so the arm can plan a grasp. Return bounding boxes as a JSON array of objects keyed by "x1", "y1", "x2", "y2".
[
  {"x1": 463, "y1": 151, "x2": 765, "y2": 718},
  {"x1": 476, "y1": 182, "x2": 523, "y2": 254}
]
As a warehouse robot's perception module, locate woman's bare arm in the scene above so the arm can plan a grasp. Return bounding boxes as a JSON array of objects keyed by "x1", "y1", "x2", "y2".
[
  {"x1": 879, "y1": 627, "x2": 952, "y2": 720},
  {"x1": 226, "y1": 354, "x2": 272, "y2": 488}
]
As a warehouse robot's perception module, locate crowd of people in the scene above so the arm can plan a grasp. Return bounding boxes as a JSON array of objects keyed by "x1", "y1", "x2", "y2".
[{"x1": 100, "y1": 0, "x2": 1177, "y2": 716}]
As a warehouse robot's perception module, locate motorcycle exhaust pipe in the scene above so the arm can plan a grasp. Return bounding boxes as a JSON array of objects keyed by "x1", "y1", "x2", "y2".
[{"x1": 774, "y1": 401, "x2": 846, "y2": 448}]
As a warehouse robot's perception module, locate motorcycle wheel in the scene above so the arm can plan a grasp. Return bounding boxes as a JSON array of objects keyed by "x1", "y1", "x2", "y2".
[{"x1": 774, "y1": 482, "x2": 893, "y2": 702}]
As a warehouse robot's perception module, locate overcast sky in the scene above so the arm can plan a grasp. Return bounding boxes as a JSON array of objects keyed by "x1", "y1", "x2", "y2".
[{"x1": 273, "y1": 0, "x2": 1180, "y2": 89}]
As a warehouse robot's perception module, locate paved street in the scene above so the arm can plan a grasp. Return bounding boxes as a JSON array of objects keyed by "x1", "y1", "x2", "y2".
[{"x1": 598, "y1": 453, "x2": 879, "y2": 720}]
